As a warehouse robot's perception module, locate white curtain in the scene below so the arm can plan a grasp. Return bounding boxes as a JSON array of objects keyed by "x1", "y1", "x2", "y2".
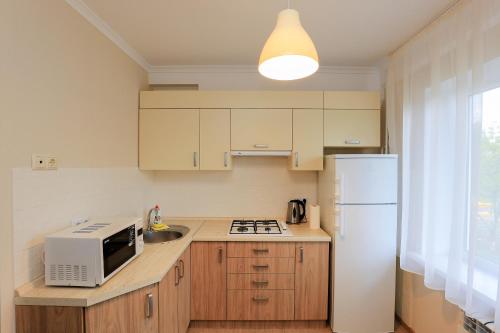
[{"x1": 387, "y1": 0, "x2": 500, "y2": 328}]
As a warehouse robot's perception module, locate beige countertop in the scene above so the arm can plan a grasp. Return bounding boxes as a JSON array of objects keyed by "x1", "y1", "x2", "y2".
[{"x1": 15, "y1": 219, "x2": 330, "y2": 307}]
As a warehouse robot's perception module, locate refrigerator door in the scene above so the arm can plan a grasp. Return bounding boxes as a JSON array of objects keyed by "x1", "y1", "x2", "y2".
[
  {"x1": 332, "y1": 204, "x2": 396, "y2": 333},
  {"x1": 334, "y1": 156, "x2": 397, "y2": 205}
]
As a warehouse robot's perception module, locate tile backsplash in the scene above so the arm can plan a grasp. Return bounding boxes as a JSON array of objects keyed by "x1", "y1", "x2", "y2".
[
  {"x1": 12, "y1": 168, "x2": 151, "y2": 287},
  {"x1": 12, "y1": 157, "x2": 318, "y2": 287}
]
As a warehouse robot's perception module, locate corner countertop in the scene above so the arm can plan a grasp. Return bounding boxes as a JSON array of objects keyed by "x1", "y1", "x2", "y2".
[{"x1": 15, "y1": 219, "x2": 330, "y2": 307}]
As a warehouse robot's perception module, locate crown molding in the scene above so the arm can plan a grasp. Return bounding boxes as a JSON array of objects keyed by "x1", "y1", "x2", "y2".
[
  {"x1": 148, "y1": 65, "x2": 379, "y2": 75},
  {"x1": 64, "y1": 0, "x2": 151, "y2": 71}
]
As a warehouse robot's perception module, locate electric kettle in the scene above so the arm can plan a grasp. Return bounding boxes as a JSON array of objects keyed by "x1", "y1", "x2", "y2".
[{"x1": 286, "y1": 199, "x2": 306, "y2": 224}]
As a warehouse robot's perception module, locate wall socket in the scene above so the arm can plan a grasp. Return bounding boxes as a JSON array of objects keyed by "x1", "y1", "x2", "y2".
[{"x1": 32, "y1": 154, "x2": 58, "y2": 170}]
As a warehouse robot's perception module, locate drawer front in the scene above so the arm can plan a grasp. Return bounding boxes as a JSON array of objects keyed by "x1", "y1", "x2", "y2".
[
  {"x1": 227, "y1": 242, "x2": 295, "y2": 258},
  {"x1": 227, "y1": 258, "x2": 295, "y2": 274},
  {"x1": 227, "y1": 274, "x2": 294, "y2": 290},
  {"x1": 227, "y1": 290, "x2": 294, "y2": 320}
]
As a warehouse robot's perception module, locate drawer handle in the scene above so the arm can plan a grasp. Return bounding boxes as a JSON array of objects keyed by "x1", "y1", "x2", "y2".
[
  {"x1": 179, "y1": 259, "x2": 184, "y2": 279},
  {"x1": 344, "y1": 139, "x2": 361, "y2": 145},
  {"x1": 252, "y1": 296, "x2": 269, "y2": 302},
  {"x1": 252, "y1": 248, "x2": 269, "y2": 254},
  {"x1": 299, "y1": 246, "x2": 304, "y2": 263},
  {"x1": 145, "y1": 293, "x2": 154, "y2": 318},
  {"x1": 252, "y1": 264, "x2": 269, "y2": 270},
  {"x1": 295, "y1": 152, "x2": 299, "y2": 167},
  {"x1": 193, "y1": 152, "x2": 198, "y2": 167},
  {"x1": 254, "y1": 144, "x2": 269, "y2": 149},
  {"x1": 252, "y1": 280, "x2": 269, "y2": 286},
  {"x1": 218, "y1": 247, "x2": 223, "y2": 263},
  {"x1": 175, "y1": 265, "x2": 180, "y2": 286},
  {"x1": 224, "y1": 152, "x2": 229, "y2": 167}
]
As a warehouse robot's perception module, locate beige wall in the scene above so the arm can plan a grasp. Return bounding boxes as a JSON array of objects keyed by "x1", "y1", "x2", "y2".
[
  {"x1": 0, "y1": 0, "x2": 148, "y2": 331},
  {"x1": 396, "y1": 260, "x2": 462, "y2": 333}
]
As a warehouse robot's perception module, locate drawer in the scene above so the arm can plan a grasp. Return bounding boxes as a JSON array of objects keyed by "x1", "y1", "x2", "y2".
[
  {"x1": 227, "y1": 258, "x2": 295, "y2": 274},
  {"x1": 227, "y1": 274, "x2": 294, "y2": 290},
  {"x1": 227, "y1": 242, "x2": 295, "y2": 258},
  {"x1": 227, "y1": 290, "x2": 294, "y2": 320}
]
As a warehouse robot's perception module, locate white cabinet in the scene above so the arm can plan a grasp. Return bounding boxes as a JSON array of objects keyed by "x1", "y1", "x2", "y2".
[
  {"x1": 231, "y1": 109, "x2": 292, "y2": 151},
  {"x1": 139, "y1": 109, "x2": 199, "y2": 170},
  {"x1": 290, "y1": 109, "x2": 323, "y2": 170},
  {"x1": 200, "y1": 109, "x2": 231, "y2": 170}
]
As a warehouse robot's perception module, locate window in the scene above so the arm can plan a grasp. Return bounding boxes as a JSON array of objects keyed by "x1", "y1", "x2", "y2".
[{"x1": 476, "y1": 87, "x2": 500, "y2": 264}]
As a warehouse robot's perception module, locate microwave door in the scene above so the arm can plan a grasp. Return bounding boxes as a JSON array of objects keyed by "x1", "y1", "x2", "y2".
[{"x1": 102, "y1": 225, "x2": 136, "y2": 281}]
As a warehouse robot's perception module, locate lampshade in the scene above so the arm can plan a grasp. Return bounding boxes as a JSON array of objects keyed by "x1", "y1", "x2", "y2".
[{"x1": 258, "y1": 9, "x2": 319, "y2": 81}]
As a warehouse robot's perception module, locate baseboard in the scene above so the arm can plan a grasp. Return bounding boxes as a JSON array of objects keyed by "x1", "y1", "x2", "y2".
[
  {"x1": 396, "y1": 314, "x2": 415, "y2": 333},
  {"x1": 190, "y1": 320, "x2": 329, "y2": 329}
]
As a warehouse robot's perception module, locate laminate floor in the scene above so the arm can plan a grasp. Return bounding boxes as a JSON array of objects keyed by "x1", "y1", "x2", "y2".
[{"x1": 188, "y1": 320, "x2": 411, "y2": 333}]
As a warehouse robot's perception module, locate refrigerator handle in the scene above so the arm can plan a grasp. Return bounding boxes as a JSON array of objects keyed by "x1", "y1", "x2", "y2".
[
  {"x1": 335, "y1": 207, "x2": 346, "y2": 239},
  {"x1": 335, "y1": 174, "x2": 345, "y2": 202}
]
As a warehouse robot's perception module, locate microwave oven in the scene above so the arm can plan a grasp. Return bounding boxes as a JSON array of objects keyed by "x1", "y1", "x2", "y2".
[{"x1": 44, "y1": 217, "x2": 144, "y2": 287}]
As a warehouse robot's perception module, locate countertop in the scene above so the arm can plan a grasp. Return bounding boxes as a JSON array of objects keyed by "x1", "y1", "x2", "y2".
[{"x1": 15, "y1": 219, "x2": 330, "y2": 307}]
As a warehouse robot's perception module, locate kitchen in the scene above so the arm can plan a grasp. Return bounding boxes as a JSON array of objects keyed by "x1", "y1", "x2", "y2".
[{"x1": 2, "y1": 1, "x2": 500, "y2": 333}]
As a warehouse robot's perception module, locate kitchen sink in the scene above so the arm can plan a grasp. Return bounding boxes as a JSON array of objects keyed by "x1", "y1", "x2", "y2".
[{"x1": 143, "y1": 225, "x2": 190, "y2": 244}]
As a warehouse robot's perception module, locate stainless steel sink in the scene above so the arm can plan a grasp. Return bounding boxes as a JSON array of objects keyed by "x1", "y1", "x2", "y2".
[{"x1": 143, "y1": 225, "x2": 190, "y2": 244}]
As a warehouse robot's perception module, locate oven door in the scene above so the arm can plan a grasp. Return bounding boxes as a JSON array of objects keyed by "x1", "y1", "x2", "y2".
[{"x1": 102, "y1": 225, "x2": 136, "y2": 279}]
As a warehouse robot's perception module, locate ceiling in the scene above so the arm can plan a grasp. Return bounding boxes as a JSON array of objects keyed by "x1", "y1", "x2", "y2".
[{"x1": 80, "y1": 0, "x2": 457, "y2": 67}]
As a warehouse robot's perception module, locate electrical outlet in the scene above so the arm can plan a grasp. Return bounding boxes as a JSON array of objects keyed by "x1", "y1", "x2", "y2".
[
  {"x1": 31, "y1": 154, "x2": 46, "y2": 170},
  {"x1": 46, "y1": 156, "x2": 57, "y2": 170}
]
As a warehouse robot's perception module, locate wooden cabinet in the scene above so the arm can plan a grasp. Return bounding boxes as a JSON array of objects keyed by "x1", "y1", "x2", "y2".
[
  {"x1": 191, "y1": 242, "x2": 227, "y2": 320},
  {"x1": 324, "y1": 109, "x2": 380, "y2": 147},
  {"x1": 227, "y1": 290, "x2": 294, "y2": 320},
  {"x1": 159, "y1": 246, "x2": 190, "y2": 333},
  {"x1": 16, "y1": 306, "x2": 84, "y2": 333},
  {"x1": 227, "y1": 242, "x2": 295, "y2": 258},
  {"x1": 290, "y1": 109, "x2": 324, "y2": 171},
  {"x1": 324, "y1": 91, "x2": 381, "y2": 148},
  {"x1": 231, "y1": 109, "x2": 292, "y2": 151},
  {"x1": 294, "y1": 243, "x2": 329, "y2": 320},
  {"x1": 139, "y1": 109, "x2": 200, "y2": 170},
  {"x1": 85, "y1": 284, "x2": 158, "y2": 333},
  {"x1": 200, "y1": 109, "x2": 231, "y2": 170}
]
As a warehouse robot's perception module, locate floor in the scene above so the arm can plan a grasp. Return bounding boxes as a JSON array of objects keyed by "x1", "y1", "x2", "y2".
[{"x1": 188, "y1": 320, "x2": 411, "y2": 333}]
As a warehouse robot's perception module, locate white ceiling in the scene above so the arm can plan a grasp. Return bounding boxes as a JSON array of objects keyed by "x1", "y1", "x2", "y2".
[{"x1": 79, "y1": 0, "x2": 457, "y2": 67}]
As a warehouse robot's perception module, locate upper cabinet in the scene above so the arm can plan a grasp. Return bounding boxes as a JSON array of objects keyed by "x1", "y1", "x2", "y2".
[
  {"x1": 290, "y1": 109, "x2": 324, "y2": 171},
  {"x1": 200, "y1": 109, "x2": 231, "y2": 170},
  {"x1": 324, "y1": 91, "x2": 381, "y2": 148},
  {"x1": 139, "y1": 109, "x2": 199, "y2": 170},
  {"x1": 231, "y1": 109, "x2": 292, "y2": 151}
]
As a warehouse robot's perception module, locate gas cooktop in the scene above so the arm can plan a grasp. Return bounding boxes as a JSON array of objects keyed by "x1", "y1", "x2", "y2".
[{"x1": 229, "y1": 219, "x2": 287, "y2": 235}]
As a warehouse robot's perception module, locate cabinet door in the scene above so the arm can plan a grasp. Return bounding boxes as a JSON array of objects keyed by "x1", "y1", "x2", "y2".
[
  {"x1": 177, "y1": 246, "x2": 191, "y2": 333},
  {"x1": 191, "y1": 242, "x2": 227, "y2": 320},
  {"x1": 85, "y1": 284, "x2": 158, "y2": 333},
  {"x1": 290, "y1": 109, "x2": 324, "y2": 171},
  {"x1": 231, "y1": 109, "x2": 292, "y2": 151},
  {"x1": 324, "y1": 109, "x2": 380, "y2": 147},
  {"x1": 294, "y1": 243, "x2": 329, "y2": 320},
  {"x1": 159, "y1": 265, "x2": 179, "y2": 333},
  {"x1": 139, "y1": 109, "x2": 199, "y2": 170},
  {"x1": 324, "y1": 91, "x2": 380, "y2": 110},
  {"x1": 200, "y1": 109, "x2": 231, "y2": 170}
]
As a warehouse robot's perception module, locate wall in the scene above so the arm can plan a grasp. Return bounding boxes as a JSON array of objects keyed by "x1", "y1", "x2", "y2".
[
  {"x1": 396, "y1": 261, "x2": 462, "y2": 333},
  {"x1": 0, "y1": 0, "x2": 149, "y2": 332},
  {"x1": 148, "y1": 157, "x2": 317, "y2": 218}
]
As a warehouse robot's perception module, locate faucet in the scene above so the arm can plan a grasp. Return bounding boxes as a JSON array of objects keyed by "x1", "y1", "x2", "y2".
[{"x1": 147, "y1": 205, "x2": 160, "y2": 231}]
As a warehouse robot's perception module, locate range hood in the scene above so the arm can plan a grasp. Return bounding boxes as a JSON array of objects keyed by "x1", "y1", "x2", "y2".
[{"x1": 231, "y1": 150, "x2": 291, "y2": 157}]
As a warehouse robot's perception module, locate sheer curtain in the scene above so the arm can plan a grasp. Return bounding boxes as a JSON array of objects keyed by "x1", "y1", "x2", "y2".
[{"x1": 386, "y1": 0, "x2": 500, "y2": 327}]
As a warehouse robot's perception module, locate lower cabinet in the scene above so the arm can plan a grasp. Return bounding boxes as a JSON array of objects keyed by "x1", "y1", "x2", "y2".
[
  {"x1": 159, "y1": 246, "x2": 191, "y2": 333},
  {"x1": 85, "y1": 284, "x2": 159, "y2": 333},
  {"x1": 227, "y1": 290, "x2": 294, "y2": 320}
]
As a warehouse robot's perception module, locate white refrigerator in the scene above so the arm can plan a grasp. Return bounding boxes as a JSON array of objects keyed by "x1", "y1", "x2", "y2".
[{"x1": 319, "y1": 154, "x2": 398, "y2": 333}]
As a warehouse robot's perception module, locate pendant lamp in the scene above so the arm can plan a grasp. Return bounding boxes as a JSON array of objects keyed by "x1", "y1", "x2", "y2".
[{"x1": 258, "y1": 5, "x2": 319, "y2": 81}]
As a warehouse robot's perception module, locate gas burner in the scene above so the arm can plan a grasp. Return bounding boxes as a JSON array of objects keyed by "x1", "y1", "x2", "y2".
[{"x1": 229, "y1": 219, "x2": 283, "y2": 235}]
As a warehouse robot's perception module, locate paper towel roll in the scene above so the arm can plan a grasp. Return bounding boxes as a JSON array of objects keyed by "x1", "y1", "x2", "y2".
[{"x1": 308, "y1": 204, "x2": 320, "y2": 229}]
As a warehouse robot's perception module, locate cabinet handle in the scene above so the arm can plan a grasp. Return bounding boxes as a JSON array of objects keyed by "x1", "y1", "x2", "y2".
[
  {"x1": 252, "y1": 280, "x2": 269, "y2": 286},
  {"x1": 252, "y1": 296, "x2": 269, "y2": 302},
  {"x1": 254, "y1": 144, "x2": 269, "y2": 149},
  {"x1": 344, "y1": 139, "x2": 361, "y2": 145},
  {"x1": 252, "y1": 264, "x2": 269, "y2": 270},
  {"x1": 295, "y1": 152, "x2": 299, "y2": 168},
  {"x1": 224, "y1": 152, "x2": 228, "y2": 167},
  {"x1": 252, "y1": 248, "x2": 269, "y2": 254},
  {"x1": 145, "y1": 293, "x2": 154, "y2": 318},
  {"x1": 218, "y1": 247, "x2": 223, "y2": 263},
  {"x1": 175, "y1": 265, "x2": 180, "y2": 286},
  {"x1": 193, "y1": 152, "x2": 198, "y2": 167},
  {"x1": 179, "y1": 259, "x2": 184, "y2": 279},
  {"x1": 299, "y1": 246, "x2": 304, "y2": 263}
]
